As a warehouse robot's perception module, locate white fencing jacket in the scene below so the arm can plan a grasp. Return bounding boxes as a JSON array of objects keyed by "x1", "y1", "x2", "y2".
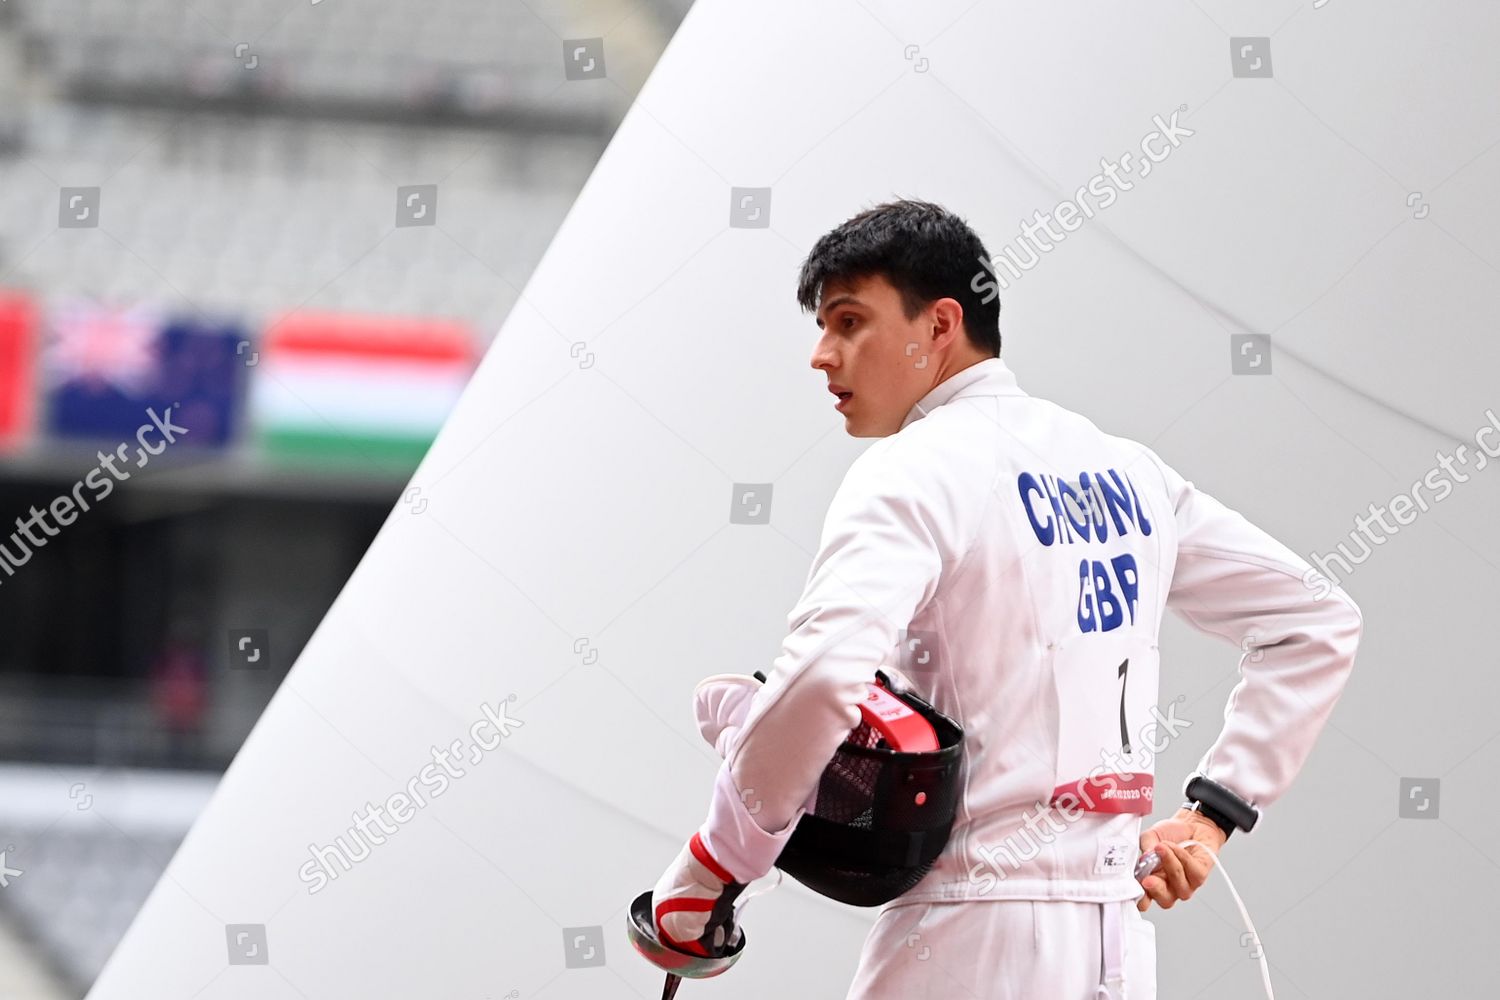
[{"x1": 699, "y1": 355, "x2": 1363, "y2": 906}]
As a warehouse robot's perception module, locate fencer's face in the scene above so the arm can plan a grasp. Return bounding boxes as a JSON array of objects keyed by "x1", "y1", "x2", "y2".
[{"x1": 810, "y1": 273, "x2": 939, "y2": 438}]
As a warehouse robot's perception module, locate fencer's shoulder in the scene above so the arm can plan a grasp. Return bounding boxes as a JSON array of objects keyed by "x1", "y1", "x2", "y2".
[
  {"x1": 823, "y1": 427, "x2": 994, "y2": 556},
  {"x1": 835, "y1": 436, "x2": 921, "y2": 499},
  {"x1": 850, "y1": 415, "x2": 986, "y2": 495},
  {"x1": 1096, "y1": 430, "x2": 1188, "y2": 507}
]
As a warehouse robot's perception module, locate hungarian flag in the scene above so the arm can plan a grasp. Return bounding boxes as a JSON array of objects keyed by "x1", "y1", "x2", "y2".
[
  {"x1": 0, "y1": 292, "x2": 37, "y2": 446},
  {"x1": 251, "y1": 312, "x2": 477, "y2": 468}
]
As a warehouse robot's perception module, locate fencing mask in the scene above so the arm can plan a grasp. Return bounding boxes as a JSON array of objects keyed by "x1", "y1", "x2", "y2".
[{"x1": 745, "y1": 668, "x2": 965, "y2": 907}]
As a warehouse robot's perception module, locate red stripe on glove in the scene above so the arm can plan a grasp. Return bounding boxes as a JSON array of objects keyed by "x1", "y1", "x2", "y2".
[{"x1": 689, "y1": 831, "x2": 736, "y2": 884}]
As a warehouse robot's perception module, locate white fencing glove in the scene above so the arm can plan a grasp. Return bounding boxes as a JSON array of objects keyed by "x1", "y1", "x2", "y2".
[
  {"x1": 650, "y1": 830, "x2": 746, "y2": 957},
  {"x1": 693, "y1": 673, "x2": 762, "y2": 757}
]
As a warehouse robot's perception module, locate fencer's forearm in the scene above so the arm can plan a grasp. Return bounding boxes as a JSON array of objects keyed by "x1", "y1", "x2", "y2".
[
  {"x1": 1189, "y1": 588, "x2": 1362, "y2": 811},
  {"x1": 724, "y1": 663, "x2": 866, "y2": 837},
  {"x1": 692, "y1": 665, "x2": 863, "y2": 885}
]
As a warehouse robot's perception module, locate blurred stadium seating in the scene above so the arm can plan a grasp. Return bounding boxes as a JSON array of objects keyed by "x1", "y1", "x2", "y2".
[
  {"x1": 0, "y1": 763, "x2": 217, "y2": 993},
  {"x1": 0, "y1": 1, "x2": 690, "y2": 994}
]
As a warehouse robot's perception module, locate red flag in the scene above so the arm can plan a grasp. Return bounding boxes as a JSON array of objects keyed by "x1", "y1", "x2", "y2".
[{"x1": 0, "y1": 292, "x2": 38, "y2": 446}]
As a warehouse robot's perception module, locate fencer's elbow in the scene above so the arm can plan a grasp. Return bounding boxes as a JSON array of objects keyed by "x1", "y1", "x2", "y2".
[
  {"x1": 1328, "y1": 589, "x2": 1363, "y2": 675},
  {"x1": 1340, "y1": 587, "x2": 1362, "y2": 639}
]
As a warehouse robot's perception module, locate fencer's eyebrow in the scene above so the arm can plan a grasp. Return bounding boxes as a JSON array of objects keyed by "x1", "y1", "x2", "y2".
[{"x1": 816, "y1": 295, "x2": 863, "y2": 328}]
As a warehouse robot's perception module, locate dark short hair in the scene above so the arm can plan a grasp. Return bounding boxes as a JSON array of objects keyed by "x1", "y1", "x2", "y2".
[{"x1": 795, "y1": 198, "x2": 1001, "y2": 357}]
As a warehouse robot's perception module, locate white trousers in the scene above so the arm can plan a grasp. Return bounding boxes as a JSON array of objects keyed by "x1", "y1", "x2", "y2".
[{"x1": 844, "y1": 898, "x2": 1157, "y2": 1000}]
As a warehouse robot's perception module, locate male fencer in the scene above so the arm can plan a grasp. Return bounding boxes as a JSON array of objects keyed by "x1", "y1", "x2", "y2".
[{"x1": 649, "y1": 199, "x2": 1363, "y2": 998}]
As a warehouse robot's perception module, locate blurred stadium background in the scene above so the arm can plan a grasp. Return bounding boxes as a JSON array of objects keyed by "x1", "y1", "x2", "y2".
[{"x1": 0, "y1": 2, "x2": 694, "y2": 995}]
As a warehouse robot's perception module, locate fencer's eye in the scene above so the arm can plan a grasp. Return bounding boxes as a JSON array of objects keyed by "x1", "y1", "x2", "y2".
[{"x1": 842, "y1": 315, "x2": 856, "y2": 329}]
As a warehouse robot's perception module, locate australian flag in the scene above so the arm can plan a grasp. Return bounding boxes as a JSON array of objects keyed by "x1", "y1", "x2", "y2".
[{"x1": 44, "y1": 301, "x2": 248, "y2": 448}]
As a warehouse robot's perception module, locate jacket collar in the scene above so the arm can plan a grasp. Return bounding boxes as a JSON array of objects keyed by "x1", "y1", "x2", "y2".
[{"x1": 899, "y1": 356, "x2": 1025, "y2": 430}]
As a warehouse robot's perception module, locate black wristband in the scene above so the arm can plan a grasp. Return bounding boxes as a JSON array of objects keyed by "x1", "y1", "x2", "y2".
[{"x1": 1182, "y1": 773, "x2": 1260, "y2": 835}]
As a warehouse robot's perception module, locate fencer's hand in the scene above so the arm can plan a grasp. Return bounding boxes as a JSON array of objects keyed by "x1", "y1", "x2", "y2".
[
  {"x1": 693, "y1": 674, "x2": 762, "y2": 757},
  {"x1": 651, "y1": 833, "x2": 746, "y2": 958},
  {"x1": 1136, "y1": 808, "x2": 1226, "y2": 912}
]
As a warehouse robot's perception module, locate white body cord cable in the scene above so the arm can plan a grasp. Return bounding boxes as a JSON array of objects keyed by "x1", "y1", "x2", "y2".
[{"x1": 1176, "y1": 840, "x2": 1275, "y2": 1000}]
